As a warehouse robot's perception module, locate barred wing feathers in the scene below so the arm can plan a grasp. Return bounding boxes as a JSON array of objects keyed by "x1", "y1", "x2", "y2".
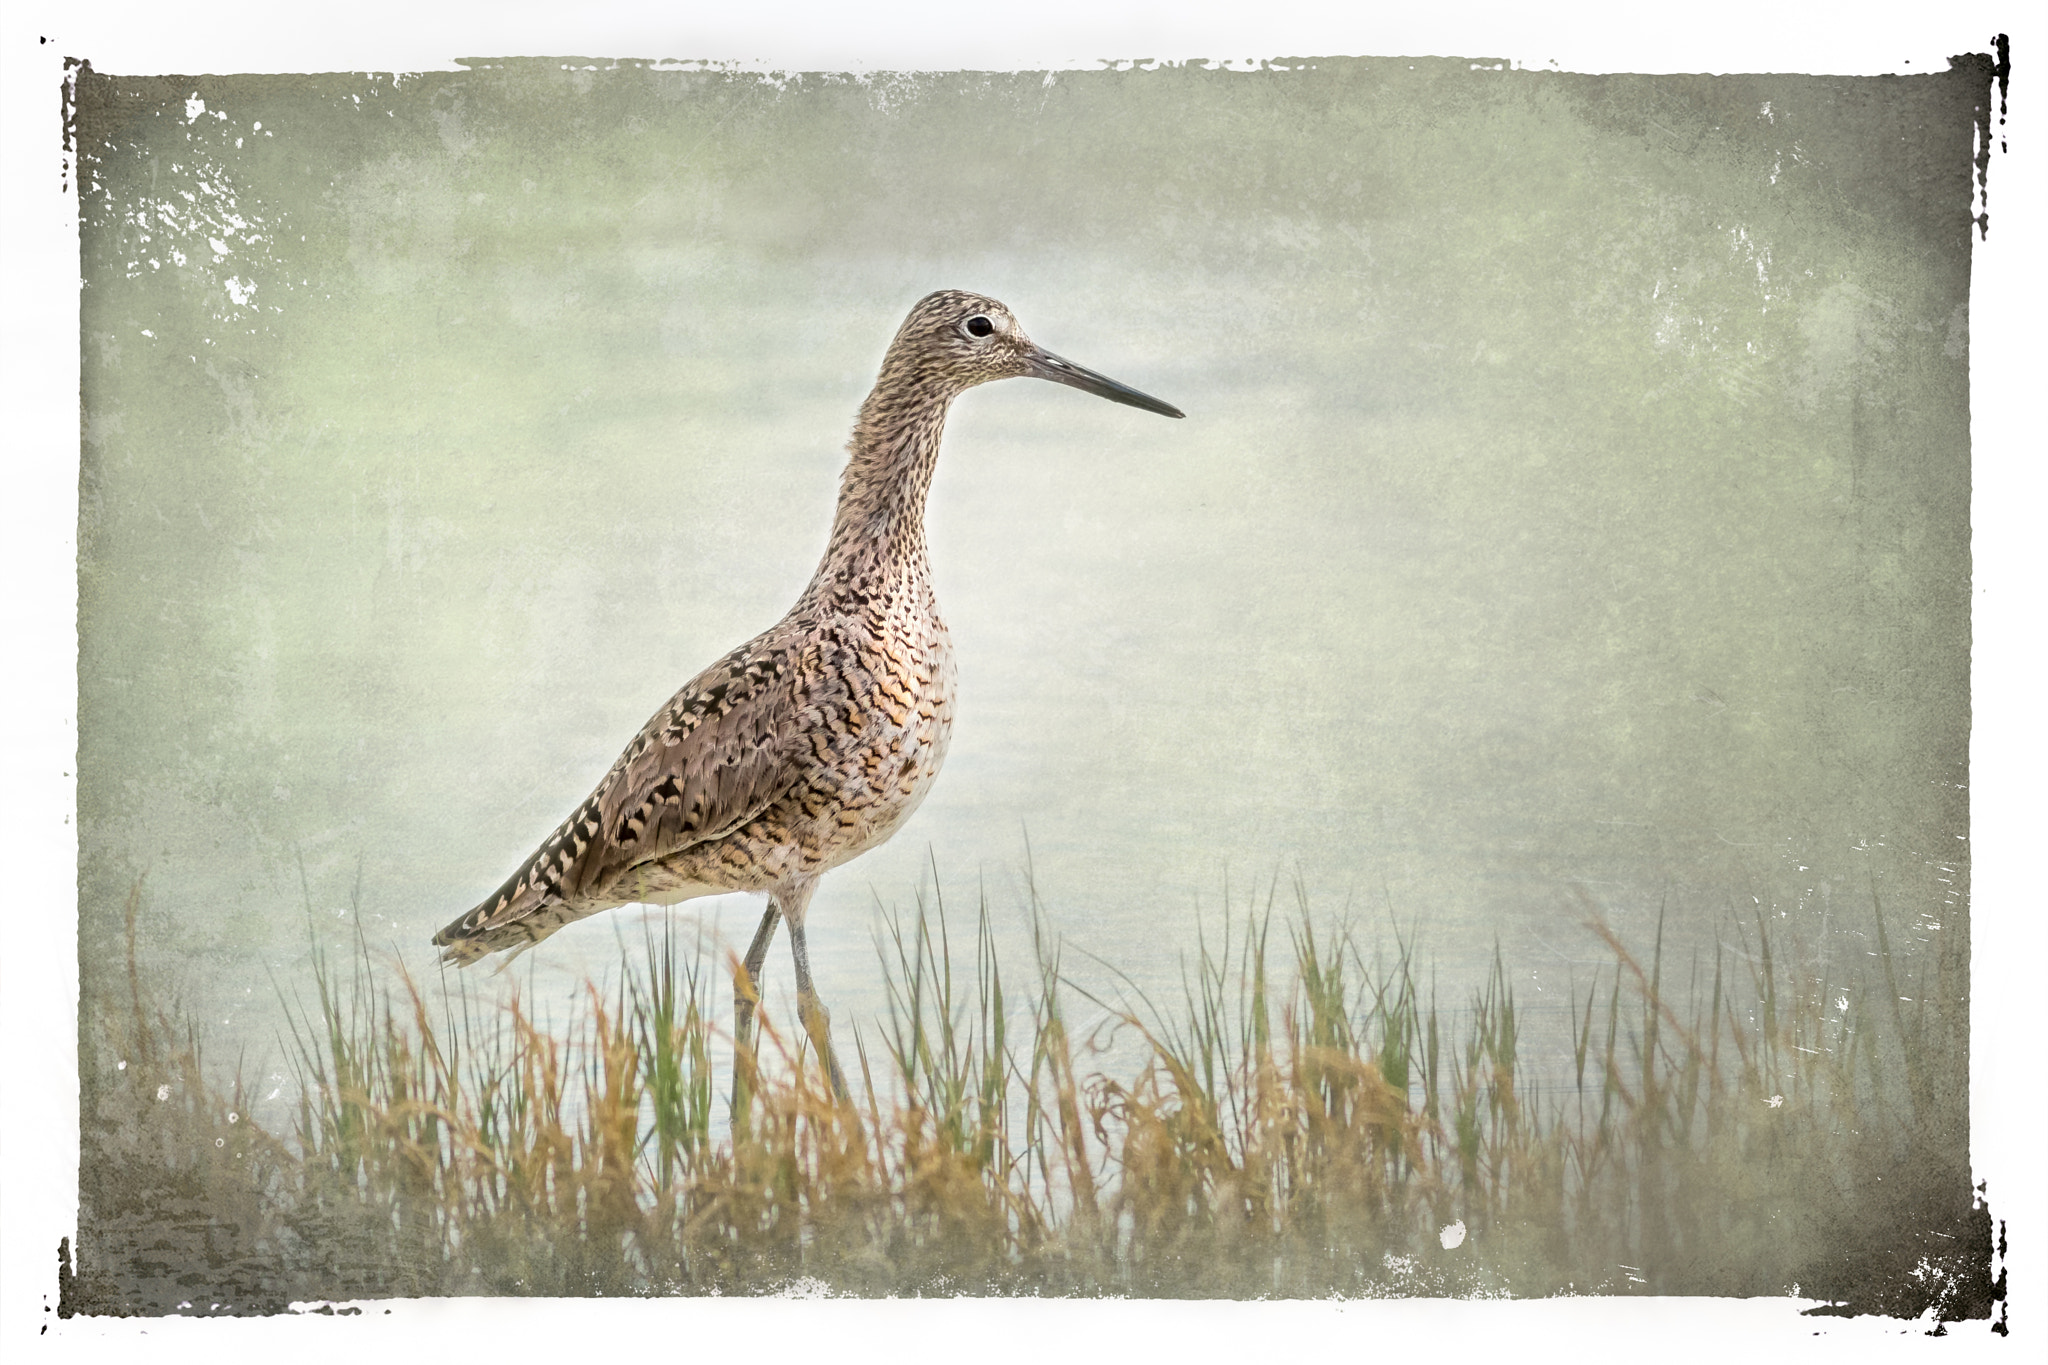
[{"x1": 432, "y1": 638, "x2": 800, "y2": 964}]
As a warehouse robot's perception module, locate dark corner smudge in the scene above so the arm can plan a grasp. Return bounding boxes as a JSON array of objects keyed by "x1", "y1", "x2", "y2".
[
  {"x1": 1987, "y1": 1180, "x2": 2010, "y2": 1337},
  {"x1": 1797, "y1": 1178, "x2": 2003, "y2": 1331},
  {"x1": 56, "y1": 1236, "x2": 77, "y2": 1319},
  {"x1": 62, "y1": 56, "x2": 88, "y2": 196},
  {"x1": 1966, "y1": 33, "x2": 2011, "y2": 240}
]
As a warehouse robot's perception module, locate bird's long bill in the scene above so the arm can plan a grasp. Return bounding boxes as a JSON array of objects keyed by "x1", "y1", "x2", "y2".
[{"x1": 1026, "y1": 347, "x2": 1185, "y2": 418}]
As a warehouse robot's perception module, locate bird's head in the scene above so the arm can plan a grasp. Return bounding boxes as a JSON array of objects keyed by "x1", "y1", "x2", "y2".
[{"x1": 879, "y1": 289, "x2": 1183, "y2": 418}]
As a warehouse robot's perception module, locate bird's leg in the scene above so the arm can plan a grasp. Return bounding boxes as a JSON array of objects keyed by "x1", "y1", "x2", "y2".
[
  {"x1": 734, "y1": 901, "x2": 782, "y2": 1049},
  {"x1": 781, "y1": 881, "x2": 850, "y2": 1102},
  {"x1": 730, "y1": 901, "x2": 782, "y2": 1134}
]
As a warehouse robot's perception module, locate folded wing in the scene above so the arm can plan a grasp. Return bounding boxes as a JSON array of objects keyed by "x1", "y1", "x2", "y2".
[{"x1": 433, "y1": 637, "x2": 802, "y2": 963}]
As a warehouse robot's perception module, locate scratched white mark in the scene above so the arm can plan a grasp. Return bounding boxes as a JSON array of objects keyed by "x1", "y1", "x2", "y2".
[{"x1": 95, "y1": 96, "x2": 290, "y2": 333}]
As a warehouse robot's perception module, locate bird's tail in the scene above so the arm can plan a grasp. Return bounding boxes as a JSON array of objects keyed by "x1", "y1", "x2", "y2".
[{"x1": 432, "y1": 896, "x2": 590, "y2": 967}]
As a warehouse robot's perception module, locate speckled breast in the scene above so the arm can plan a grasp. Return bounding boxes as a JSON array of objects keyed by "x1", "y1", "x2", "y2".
[
  {"x1": 664, "y1": 605, "x2": 955, "y2": 892},
  {"x1": 820, "y1": 616, "x2": 957, "y2": 869}
]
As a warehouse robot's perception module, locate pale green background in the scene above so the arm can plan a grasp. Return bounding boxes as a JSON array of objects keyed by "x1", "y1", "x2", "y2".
[{"x1": 77, "y1": 60, "x2": 1974, "y2": 1111}]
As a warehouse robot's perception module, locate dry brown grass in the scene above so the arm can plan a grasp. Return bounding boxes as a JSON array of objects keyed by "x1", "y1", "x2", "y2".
[{"x1": 66, "y1": 875, "x2": 1994, "y2": 1315}]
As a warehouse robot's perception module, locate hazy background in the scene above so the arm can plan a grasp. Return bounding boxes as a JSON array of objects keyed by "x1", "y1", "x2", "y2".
[{"x1": 76, "y1": 58, "x2": 1976, "y2": 1119}]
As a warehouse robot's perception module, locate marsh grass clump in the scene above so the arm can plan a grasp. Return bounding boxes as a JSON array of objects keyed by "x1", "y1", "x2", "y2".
[
  {"x1": 68, "y1": 877, "x2": 1994, "y2": 1316},
  {"x1": 66, "y1": 885, "x2": 301, "y2": 1315}
]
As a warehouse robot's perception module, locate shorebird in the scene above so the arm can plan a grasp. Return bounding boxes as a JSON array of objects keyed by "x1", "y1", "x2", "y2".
[{"x1": 433, "y1": 289, "x2": 1182, "y2": 1097}]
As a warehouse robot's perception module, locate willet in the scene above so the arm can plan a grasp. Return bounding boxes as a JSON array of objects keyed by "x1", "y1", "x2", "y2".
[{"x1": 433, "y1": 289, "x2": 1181, "y2": 1097}]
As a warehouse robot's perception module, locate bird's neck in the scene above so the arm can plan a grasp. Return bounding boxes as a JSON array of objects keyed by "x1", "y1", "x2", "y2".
[{"x1": 810, "y1": 389, "x2": 950, "y2": 602}]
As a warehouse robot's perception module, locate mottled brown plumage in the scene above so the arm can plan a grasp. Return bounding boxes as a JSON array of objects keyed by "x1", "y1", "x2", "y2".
[{"x1": 433, "y1": 289, "x2": 1181, "y2": 1095}]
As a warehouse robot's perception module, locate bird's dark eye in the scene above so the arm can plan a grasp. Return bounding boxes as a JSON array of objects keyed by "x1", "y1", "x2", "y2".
[{"x1": 964, "y1": 315, "x2": 994, "y2": 338}]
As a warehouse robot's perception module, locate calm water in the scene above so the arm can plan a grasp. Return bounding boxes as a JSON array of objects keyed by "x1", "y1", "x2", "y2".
[{"x1": 76, "y1": 61, "x2": 1973, "y2": 1122}]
